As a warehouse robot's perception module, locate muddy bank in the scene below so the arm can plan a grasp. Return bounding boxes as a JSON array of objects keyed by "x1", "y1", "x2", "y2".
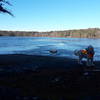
[{"x1": 0, "y1": 54, "x2": 100, "y2": 99}]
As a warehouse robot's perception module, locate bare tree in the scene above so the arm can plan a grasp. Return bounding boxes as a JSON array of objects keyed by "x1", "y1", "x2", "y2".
[{"x1": 0, "y1": 0, "x2": 13, "y2": 16}]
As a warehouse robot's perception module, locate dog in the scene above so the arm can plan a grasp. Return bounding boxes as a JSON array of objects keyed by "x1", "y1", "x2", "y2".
[{"x1": 74, "y1": 45, "x2": 95, "y2": 66}]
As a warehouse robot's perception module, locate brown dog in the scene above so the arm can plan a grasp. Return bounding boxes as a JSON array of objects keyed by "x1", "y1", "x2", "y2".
[{"x1": 74, "y1": 45, "x2": 95, "y2": 66}]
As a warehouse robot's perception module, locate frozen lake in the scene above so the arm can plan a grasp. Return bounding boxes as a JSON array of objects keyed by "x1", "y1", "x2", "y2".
[{"x1": 0, "y1": 36, "x2": 100, "y2": 61}]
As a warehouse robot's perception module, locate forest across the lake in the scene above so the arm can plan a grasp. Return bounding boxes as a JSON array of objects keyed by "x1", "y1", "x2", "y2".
[{"x1": 0, "y1": 28, "x2": 100, "y2": 38}]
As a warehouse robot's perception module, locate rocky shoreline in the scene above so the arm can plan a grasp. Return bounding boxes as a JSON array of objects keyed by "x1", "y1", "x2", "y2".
[{"x1": 0, "y1": 54, "x2": 100, "y2": 99}]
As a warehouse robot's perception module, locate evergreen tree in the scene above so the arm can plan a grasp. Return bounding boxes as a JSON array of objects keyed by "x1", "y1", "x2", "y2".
[{"x1": 0, "y1": 0, "x2": 13, "y2": 16}]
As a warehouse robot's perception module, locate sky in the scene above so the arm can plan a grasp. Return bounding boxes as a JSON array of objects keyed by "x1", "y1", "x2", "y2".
[{"x1": 0, "y1": 0, "x2": 100, "y2": 31}]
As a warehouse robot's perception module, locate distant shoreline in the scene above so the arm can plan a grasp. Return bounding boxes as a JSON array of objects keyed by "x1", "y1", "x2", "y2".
[{"x1": 0, "y1": 28, "x2": 100, "y2": 38}]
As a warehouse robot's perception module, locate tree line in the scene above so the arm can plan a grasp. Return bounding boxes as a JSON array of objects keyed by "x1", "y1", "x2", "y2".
[{"x1": 0, "y1": 28, "x2": 100, "y2": 38}]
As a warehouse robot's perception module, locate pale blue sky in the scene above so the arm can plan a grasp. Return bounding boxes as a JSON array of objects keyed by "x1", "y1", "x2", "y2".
[{"x1": 0, "y1": 0, "x2": 100, "y2": 31}]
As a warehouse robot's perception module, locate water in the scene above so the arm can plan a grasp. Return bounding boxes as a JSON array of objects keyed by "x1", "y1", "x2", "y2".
[{"x1": 0, "y1": 36, "x2": 100, "y2": 61}]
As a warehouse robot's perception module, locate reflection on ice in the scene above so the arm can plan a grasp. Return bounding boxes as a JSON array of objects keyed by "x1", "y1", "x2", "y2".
[{"x1": 0, "y1": 37, "x2": 100, "y2": 60}]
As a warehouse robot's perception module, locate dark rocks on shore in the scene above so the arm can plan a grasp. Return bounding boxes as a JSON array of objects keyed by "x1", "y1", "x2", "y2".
[
  {"x1": 49, "y1": 50, "x2": 57, "y2": 54},
  {"x1": 0, "y1": 54, "x2": 100, "y2": 99}
]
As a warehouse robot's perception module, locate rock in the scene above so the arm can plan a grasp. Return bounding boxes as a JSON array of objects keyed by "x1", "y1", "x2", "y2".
[{"x1": 49, "y1": 50, "x2": 57, "y2": 54}]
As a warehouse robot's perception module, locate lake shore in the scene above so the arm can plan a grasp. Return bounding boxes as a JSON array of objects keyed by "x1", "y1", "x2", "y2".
[
  {"x1": 0, "y1": 54, "x2": 100, "y2": 99},
  {"x1": 0, "y1": 28, "x2": 100, "y2": 38}
]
